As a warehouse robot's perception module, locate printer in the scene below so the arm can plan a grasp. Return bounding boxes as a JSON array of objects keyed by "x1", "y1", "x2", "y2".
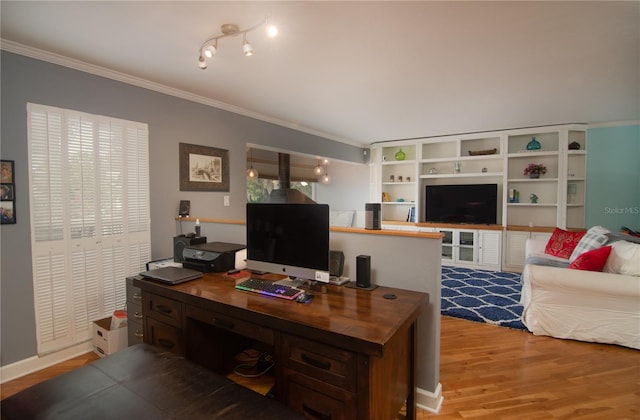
[{"x1": 182, "y1": 242, "x2": 246, "y2": 273}]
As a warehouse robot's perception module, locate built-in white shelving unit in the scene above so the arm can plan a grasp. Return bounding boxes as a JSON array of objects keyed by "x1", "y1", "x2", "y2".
[{"x1": 370, "y1": 124, "x2": 587, "y2": 272}]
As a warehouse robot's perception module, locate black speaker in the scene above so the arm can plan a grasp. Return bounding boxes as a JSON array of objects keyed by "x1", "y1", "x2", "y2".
[
  {"x1": 329, "y1": 250, "x2": 345, "y2": 277},
  {"x1": 356, "y1": 255, "x2": 371, "y2": 288},
  {"x1": 365, "y1": 203, "x2": 381, "y2": 230},
  {"x1": 178, "y1": 200, "x2": 190, "y2": 217},
  {"x1": 173, "y1": 235, "x2": 206, "y2": 262}
]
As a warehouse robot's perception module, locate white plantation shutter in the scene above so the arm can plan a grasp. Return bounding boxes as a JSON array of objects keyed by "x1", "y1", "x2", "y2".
[{"x1": 28, "y1": 103, "x2": 150, "y2": 355}]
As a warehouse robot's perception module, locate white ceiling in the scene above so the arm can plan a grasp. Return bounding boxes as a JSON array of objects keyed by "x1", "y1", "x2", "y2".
[{"x1": 1, "y1": 1, "x2": 638, "y2": 146}]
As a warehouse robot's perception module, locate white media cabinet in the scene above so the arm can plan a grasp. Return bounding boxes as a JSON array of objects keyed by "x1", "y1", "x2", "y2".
[{"x1": 371, "y1": 124, "x2": 587, "y2": 272}]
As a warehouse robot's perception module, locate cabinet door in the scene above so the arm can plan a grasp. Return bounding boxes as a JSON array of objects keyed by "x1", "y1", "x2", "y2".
[
  {"x1": 503, "y1": 231, "x2": 530, "y2": 272},
  {"x1": 478, "y1": 231, "x2": 502, "y2": 269},
  {"x1": 439, "y1": 229, "x2": 454, "y2": 263},
  {"x1": 456, "y1": 230, "x2": 477, "y2": 264}
]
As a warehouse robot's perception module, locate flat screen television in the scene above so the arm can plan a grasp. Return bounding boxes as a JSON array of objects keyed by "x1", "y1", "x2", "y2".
[
  {"x1": 246, "y1": 203, "x2": 330, "y2": 282},
  {"x1": 425, "y1": 184, "x2": 498, "y2": 224}
]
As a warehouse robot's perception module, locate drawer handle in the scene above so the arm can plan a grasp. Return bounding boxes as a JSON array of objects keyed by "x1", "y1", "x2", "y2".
[
  {"x1": 213, "y1": 318, "x2": 234, "y2": 330},
  {"x1": 134, "y1": 330, "x2": 144, "y2": 338},
  {"x1": 302, "y1": 353, "x2": 331, "y2": 370},
  {"x1": 134, "y1": 311, "x2": 143, "y2": 319},
  {"x1": 133, "y1": 293, "x2": 142, "y2": 301},
  {"x1": 157, "y1": 338, "x2": 175, "y2": 349},
  {"x1": 155, "y1": 304, "x2": 173, "y2": 315},
  {"x1": 302, "y1": 403, "x2": 332, "y2": 420}
]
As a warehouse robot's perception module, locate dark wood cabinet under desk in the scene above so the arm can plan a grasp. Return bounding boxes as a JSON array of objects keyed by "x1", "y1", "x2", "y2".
[{"x1": 132, "y1": 273, "x2": 428, "y2": 420}]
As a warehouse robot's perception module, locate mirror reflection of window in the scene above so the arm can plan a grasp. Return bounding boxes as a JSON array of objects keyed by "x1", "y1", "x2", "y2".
[{"x1": 247, "y1": 179, "x2": 313, "y2": 203}]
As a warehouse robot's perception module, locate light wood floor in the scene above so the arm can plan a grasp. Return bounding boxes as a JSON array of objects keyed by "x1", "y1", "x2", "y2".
[{"x1": 3, "y1": 317, "x2": 639, "y2": 419}]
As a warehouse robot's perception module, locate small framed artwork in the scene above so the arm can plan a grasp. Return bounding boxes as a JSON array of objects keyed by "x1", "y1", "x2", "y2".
[
  {"x1": 179, "y1": 143, "x2": 230, "y2": 192},
  {"x1": 1, "y1": 160, "x2": 16, "y2": 224}
]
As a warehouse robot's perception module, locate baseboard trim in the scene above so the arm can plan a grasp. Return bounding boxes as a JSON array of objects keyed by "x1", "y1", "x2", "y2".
[
  {"x1": 417, "y1": 383, "x2": 444, "y2": 413},
  {"x1": 0, "y1": 341, "x2": 93, "y2": 384}
]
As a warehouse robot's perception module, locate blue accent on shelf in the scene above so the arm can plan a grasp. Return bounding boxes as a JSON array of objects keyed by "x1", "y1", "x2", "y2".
[
  {"x1": 526, "y1": 136, "x2": 541, "y2": 150},
  {"x1": 441, "y1": 266, "x2": 526, "y2": 330}
]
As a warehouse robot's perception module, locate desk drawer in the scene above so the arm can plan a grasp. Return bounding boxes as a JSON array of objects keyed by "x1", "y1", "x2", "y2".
[
  {"x1": 146, "y1": 317, "x2": 183, "y2": 354},
  {"x1": 127, "y1": 301, "x2": 144, "y2": 324},
  {"x1": 186, "y1": 305, "x2": 274, "y2": 346},
  {"x1": 282, "y1": 334, "x2": 357, "y2": 392},
  {"x1": 284, "y1": 372, "x2": 356, "y2": 420},
  {"x1": 126, "y1": 277, "x2": 142, "y2": 304},
  {"x1": 144, "y1": 293, "x2": 182, "y2": 328},
  {"x1": 127, "y1": 319, "x2": 144, "y2": 346}
]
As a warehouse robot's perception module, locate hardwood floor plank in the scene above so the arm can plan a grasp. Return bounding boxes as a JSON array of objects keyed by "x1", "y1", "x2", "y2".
[{"x1": 2, "y1": 317, "x2": 639, "y2": 420}]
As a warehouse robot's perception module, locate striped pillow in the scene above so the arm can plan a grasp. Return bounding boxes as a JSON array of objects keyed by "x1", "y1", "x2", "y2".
[{"x1": 569, "y1": 226, "x2": 610, "y2": 263}]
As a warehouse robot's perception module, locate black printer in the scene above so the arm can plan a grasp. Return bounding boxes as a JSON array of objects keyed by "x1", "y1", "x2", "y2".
[{"x1": 182, "y1": 242, "x2": 245, "y2": 273}]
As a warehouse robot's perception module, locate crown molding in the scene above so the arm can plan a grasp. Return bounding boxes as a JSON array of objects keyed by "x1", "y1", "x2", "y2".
[{"x1": 1, "y1": 39, "x2": 364, "y2": 147}]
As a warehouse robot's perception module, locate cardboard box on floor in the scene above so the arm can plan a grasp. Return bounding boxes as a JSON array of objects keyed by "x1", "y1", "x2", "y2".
[{"x1": 93, "y1": 317, "x2": 128, "y2": 357}]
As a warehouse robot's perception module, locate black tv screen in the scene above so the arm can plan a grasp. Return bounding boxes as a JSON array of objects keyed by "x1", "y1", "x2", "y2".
[{"x1": 425, "y1": 184, "x2": 497, "y2": 224}]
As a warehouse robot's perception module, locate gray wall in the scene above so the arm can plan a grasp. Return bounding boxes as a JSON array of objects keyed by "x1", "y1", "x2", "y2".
[{"x1": 0, "y1": 51, "x2": 365, "y2": 366}]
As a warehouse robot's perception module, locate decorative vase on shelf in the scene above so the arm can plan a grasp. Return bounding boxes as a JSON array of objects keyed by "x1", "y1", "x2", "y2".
[
  {"x1": 568, "y1": 141, "x2": 581, "y2": 150},
  {"x1": 529, "y1": 173, "x2": 540, "y2": 179},
  {"x1": 526, "y1": 137, "x2": 541, "y2": 151},
  {"x1": 395, "y1": 148, "x2": 406, "y2": 161}
]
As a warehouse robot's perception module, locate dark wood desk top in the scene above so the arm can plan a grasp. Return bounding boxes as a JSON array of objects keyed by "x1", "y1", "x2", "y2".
[{"x1": 134, "y1": 273, "x2": 428, "y2": 357}]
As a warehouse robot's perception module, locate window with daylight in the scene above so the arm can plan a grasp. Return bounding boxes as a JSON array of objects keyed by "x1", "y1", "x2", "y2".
[{"x1": 27, "y1": 103, "x2": 150, "y2": 355}]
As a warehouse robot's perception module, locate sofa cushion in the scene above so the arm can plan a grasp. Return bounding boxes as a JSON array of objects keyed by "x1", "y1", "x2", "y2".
[
  {"x1": 545, "y1": 228, "x2": 585, "y2": 259},
  {"x1": 569, "y1": 226, "x2": 610, "y2": 263},
  {"x1": 569, "y1": 246, "x2": 612, "y2": 272},
  {"x1": 603, "y1": 241, "x2": 640, "y2": 276}
]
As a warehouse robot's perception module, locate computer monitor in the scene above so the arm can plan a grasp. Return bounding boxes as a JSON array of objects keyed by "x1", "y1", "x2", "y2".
[{"x1": 246, "y1": 203, "x2": 330, "y2": 283}]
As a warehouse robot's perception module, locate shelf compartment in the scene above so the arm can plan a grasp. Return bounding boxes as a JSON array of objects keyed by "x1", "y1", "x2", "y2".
[
  {"x1": 507, "y1": 132, "x2": 559, "y2": 154},
  {"x1": 460, "y1": 136, "x2": 501, "y2": 157},
  {"x1": 421, "y1": 140, "x2": 457, "y2": 160},
  {"x1": 507, "y1": 205, "x2": 558, "y2": 227},
  {"x1": 421, "y1": 172, "x2": 503, "y2": 179},
  {"x1": 382, "y1": 144, "x2": 416, "y2": 162},
  {"x1": 508, "y1": 178, "x2": 559, "y2": 183}
]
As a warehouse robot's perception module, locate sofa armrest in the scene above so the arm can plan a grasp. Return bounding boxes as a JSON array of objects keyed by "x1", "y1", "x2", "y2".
[{"x1": 525, "y1": 238, "x2": 569, "y2": 264}]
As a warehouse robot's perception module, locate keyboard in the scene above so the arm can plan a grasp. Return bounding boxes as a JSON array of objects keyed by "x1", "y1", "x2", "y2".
[{"x1": 235, "y1": 278, "x2": 303, "y2": 300}]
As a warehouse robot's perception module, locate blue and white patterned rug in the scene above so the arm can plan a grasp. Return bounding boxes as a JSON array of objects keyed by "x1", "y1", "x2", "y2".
[{"x1": 441, "y1": 266, "x2": 527, "y2": 330}]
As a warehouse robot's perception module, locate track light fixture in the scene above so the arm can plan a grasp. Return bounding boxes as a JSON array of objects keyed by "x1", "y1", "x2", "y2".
[{"x1": 198, "y1": 17, "x2": 277, "y2": 68}]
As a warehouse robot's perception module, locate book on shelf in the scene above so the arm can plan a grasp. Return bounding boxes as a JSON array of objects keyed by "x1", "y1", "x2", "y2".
[
  {"x1": 406, "y1": 206, "x2": 416, "y2": 222},
  {"x1": 382, "y1": 192, "x2": 391, "y2": 202}
]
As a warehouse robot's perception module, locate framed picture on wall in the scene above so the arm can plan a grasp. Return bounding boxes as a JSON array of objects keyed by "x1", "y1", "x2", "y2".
[
  {"x1": 179, "y1": 143, "x2": 230, "y2": 192},
  {"x1": 1, "y1": 160, "x2": 16, "y2": 224}
]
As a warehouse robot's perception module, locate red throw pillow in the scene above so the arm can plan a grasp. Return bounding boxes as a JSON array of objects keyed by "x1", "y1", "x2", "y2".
[
  {"x1": 569, "y1": 246, "x2": 612, "y2": 272},
  {"x1": 545, "y1": 228, "x2": 586, "y2": 259}
]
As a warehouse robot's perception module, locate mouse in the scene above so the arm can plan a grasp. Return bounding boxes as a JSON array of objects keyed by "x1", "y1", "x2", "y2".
[{"x1": 296, "y1": 292, "x2": 314, "y2": 303}]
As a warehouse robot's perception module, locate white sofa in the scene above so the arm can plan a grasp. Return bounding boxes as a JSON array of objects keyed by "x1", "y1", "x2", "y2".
[{"x1": 520, "y1": 238, "x2": 640, "y2": 349}]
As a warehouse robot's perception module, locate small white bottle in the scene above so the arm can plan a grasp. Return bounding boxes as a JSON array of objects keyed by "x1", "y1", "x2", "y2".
[{"x1": 195, "y1": 219, "x2": 201, "y2": 237}]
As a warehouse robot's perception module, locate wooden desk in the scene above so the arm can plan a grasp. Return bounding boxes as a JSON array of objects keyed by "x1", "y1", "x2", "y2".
[{"x1": 133, "y1": 273, "x2": 428, "y2": 419}]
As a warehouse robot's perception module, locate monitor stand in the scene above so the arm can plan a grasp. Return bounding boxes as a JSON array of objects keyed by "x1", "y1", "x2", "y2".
[
  {"x1": 274, "y1": 277, "x2": 306, "y2": 288},
  {"x1": 274, "y1": 277, "x2": 328, "y2": 294}
]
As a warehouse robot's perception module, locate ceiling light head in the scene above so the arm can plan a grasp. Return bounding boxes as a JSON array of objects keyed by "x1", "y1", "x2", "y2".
[
  {"x1": 321, "y1": 172, "x2": 331, "y2": 184},
  {"x1": 242, "y1": 35, "x2": 253, "y2": 57},
  {"x1": 266, "y1": 24, "x2": 278, "y2": 38},
  {"x1": 203, "y1": 42, "x2": 217, "y2": 58},
  {"x1": 198, "y1": 55, "x2": 207, "y2": 69}
]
